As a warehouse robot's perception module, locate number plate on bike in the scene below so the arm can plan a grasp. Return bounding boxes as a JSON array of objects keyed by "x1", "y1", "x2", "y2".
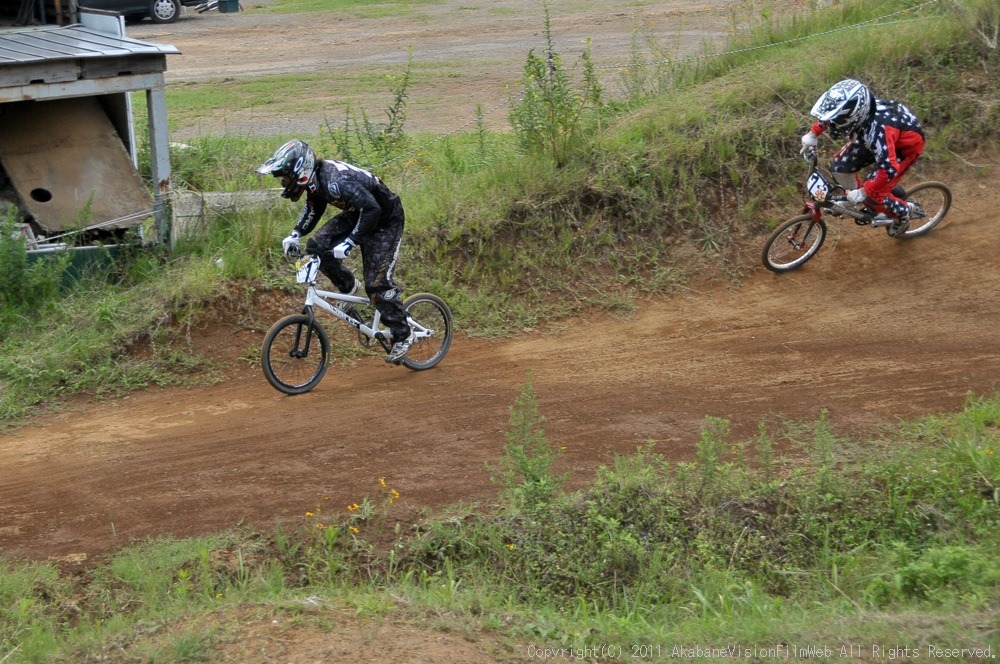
[
  {"x1": 295, "y1": 256, "x2": 321, "y2": 284},
  {"x1": 806, "y1": 171, "x2": 830, "y2": 202}
]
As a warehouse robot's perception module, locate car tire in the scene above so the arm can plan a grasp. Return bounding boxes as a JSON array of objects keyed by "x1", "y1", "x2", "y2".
[{"x1": 149, "y1": 0, "x2": 179, "y2": 23}]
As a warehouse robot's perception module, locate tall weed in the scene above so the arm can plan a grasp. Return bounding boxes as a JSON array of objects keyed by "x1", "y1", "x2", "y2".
[
  {"x1": 489, "y1": 372, "x2": 566, "y2": 511},
  {"x1": 508, "y1": 3, "x2": 602, "y2": 167},
  {"x1": 320, "y1": 51, "x2": 414, "y2": 170}
]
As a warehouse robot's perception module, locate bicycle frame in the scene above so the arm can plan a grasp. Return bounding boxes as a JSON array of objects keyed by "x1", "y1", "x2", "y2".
[
  {"x1": 304, "y1": 285, "x2": 385, "y2": 339},
  {"x1": 293, "y1": 254, "x2": 436, "y2": 348},
  {"x1": 800, "y1": 152, "x2": 894, "y2": 228}
]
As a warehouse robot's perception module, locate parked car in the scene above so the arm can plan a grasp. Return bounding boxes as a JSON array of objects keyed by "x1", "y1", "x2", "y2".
[{"x1": 78, "y1": 0, "x2": 200, "y2": 24}]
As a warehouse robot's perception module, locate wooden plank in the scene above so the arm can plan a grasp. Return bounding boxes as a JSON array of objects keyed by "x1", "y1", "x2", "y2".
[
  {"x1": 0, "y1": 60, "x2": 80, "y2": 85},
  {"x1": 0, "y1": 97, "x2": 153, "y2": 234},
  {"x1": 80, "y1": 54, "x2": 165, "y2": 78}
]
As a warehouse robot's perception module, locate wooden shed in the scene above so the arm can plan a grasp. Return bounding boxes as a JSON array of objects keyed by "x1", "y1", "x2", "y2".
[{"x1": 0, "y1": 9, "x2": 178, "y2": 246}]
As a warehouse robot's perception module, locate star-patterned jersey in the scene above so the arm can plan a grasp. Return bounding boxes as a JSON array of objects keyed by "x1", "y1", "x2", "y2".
[
  {"x1": 812, "y1": 98, "x2": 924, "y2": 197},
  {"x1": 292, "y1": 160, "x2": 401, "y2": 240}
]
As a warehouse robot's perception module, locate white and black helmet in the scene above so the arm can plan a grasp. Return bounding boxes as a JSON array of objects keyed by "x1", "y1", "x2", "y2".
[
  {"x1": 257, "y1": 139, "x2": 316, "y2": 201},
  {"x1": 810, "y1": 79, "x2": 874, "y2": 139}
]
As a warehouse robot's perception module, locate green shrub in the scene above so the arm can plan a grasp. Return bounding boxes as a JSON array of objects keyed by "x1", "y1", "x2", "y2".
[{"x1": 0, "y1": 219, "x2": 69, "y2": 319}]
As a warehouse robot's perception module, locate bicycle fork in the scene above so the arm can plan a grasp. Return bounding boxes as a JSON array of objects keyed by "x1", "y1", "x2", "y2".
[
  {"x1": 786, "y1": 218, "x2": 820, "y2": 250},
  {"x1": 291, "y1": 306, "x2": 317, "y2": 358}
]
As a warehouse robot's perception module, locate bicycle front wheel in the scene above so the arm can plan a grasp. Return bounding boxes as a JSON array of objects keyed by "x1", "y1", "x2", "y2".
[
  {"x1": 762, "y1": 215, "x2": 827, "y2": 272},
  {"x1": 261, "y1": 314, "x2": 330, "y2": 395},
  {"x1": 401, "y1": 293, "x2": 454, "y2": 371},
  {"x1": 899, "y1": 182, "x2": 951, "y2": 238}
]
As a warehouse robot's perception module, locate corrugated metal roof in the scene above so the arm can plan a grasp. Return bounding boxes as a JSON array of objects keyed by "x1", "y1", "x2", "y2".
[{"x1": 0, "y1": 24, "x2": 179, "y2": 65}]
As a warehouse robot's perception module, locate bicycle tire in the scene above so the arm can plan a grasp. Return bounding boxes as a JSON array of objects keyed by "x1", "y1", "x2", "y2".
[
  {"x1": 898, "y1": 182, "x2": 951, "y2": 239},
  {"x1": 762, "y1": 214, "x2": 827, "y2": 273},
  {"x1": 261, "y1": 314, "x2": 330, "y2": 395},
  {"x1": 400, "y1": 293, "x2": 454, "y2": 371}
]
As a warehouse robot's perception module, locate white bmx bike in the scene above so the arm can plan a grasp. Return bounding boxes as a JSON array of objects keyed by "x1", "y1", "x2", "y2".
[{"x1": 261, "y1": 254, "x2": 454, "y2": 395}]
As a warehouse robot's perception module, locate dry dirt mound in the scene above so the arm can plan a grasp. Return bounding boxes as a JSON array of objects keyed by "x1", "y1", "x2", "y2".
[{"x1": 1, "y1": 160, "x2": 997, "y2": 567}]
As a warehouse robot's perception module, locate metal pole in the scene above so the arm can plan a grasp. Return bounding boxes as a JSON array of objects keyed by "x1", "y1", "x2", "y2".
[{"x1": 145, "y1": 81, "x2": 172, "y2": 247}]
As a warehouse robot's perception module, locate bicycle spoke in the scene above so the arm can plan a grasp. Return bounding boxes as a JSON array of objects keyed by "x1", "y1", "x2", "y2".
[
  {"x1": 400, "y1": 294, "x2": 453, "y2": 370},
  {"x1": 261, "y1": 315, "x2": 329, "y2": 394},
  {"x1": 762, "y1": 215, "x2": 826, "y2": 272}
]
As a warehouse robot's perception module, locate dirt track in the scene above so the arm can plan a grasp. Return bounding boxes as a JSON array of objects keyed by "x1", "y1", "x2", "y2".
[
  {"x1": 2, "y1": 162, "x2": 998, "y2": 566},
  {"x1": 1, "y1": 1, "x2": 999, "y2": 570}
]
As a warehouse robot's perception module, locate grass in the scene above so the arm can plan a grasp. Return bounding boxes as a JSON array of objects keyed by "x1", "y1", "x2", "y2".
[
  {"x1": 134, "y1": 64, "x2": 475, "y2": 138},
  {"x1": 1, "y1": 387, "x2": 997, "y2": 661}
]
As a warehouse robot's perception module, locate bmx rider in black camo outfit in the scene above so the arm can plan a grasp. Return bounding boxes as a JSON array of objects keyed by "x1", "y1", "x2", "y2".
[{"x1": 257, "y1": 139, "x2": 414, "y2": 364}]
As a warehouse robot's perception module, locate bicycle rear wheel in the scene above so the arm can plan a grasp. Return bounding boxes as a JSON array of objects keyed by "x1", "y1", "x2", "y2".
[
  {"x1": 261, "y1": 314, "x2": 330, "y2": 395},
  {"x1": 898, "y1": 182, "x2": 951, "y2": 238},
  {"x1": 400, "y1": 293, "x2": 454, "y2": 371},
  {"x1": 762, "y1": 215, "x2": 827, "y2": 272}
]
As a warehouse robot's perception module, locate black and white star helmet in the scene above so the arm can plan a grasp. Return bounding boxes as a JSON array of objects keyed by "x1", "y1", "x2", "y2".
[{"x1": 811, "y1": 79, "x2": 874, "y2": 139}]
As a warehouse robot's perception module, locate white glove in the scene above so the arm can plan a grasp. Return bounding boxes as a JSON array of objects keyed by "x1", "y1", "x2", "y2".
[
  {"x1": 281, "y1": 231, "x2": 300, "y2": 257},
  {"x1": 846, "y1": 188, "x2": 867, "y2": 205},
  {"x1": 800, "y1": 131, "x2": 818, "y2": 155},
  {"x1": 332, "y1": 238, "x2": 356, "y2": 260}
]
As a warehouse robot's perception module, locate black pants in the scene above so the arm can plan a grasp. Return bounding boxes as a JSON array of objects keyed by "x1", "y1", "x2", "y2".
[{"x1": 305, "y1": 209, "x2": 409, "y2": 343}]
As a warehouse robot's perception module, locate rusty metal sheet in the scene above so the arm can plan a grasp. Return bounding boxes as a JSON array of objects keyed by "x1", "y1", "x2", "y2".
[{"x1": 0, "y1": 96, "x2": 152, "y2": 234}]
